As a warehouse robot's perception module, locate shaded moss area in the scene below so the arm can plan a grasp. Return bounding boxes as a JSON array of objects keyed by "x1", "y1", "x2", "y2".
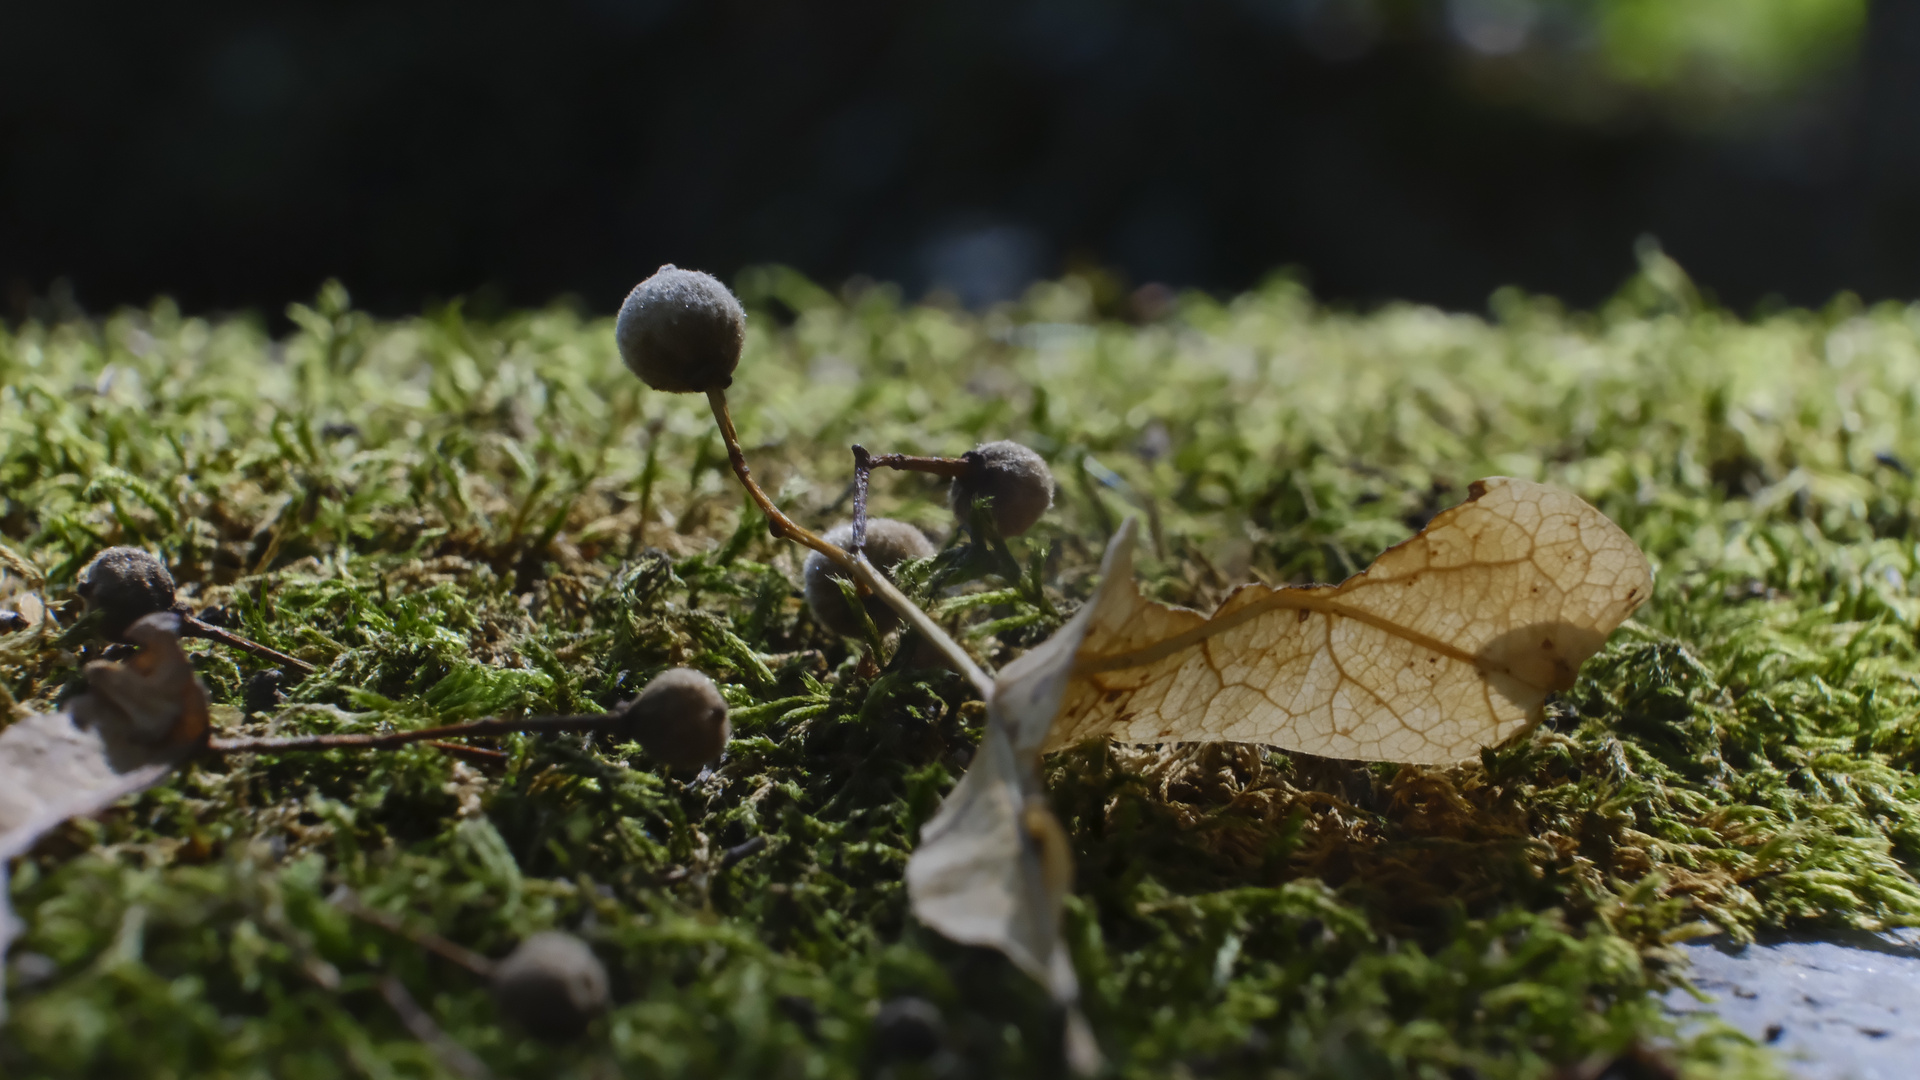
[{"x1": 5, "y1": 260, "x2": 1915, "y2": 1077}]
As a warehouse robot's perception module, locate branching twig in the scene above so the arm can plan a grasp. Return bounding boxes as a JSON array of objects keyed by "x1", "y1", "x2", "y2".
[
  {"x1": 850, "y1": 444, "x2": 971, "y2": 554},
  {"x1": 706, "y1": 391, "x2": 994, "y2": 697},
  {"x1": 707, "y1": 389, "x2": 856, "y2": 573}
]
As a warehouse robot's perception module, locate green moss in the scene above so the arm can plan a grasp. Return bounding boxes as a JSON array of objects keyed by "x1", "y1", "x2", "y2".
[{"x1": 6, "y1": 259, "x2": 1914, "y2": 1077}]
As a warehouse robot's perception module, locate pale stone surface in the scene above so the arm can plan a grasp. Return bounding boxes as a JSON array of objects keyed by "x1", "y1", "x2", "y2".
[{"x1": 1669, "y1": 931, "x2": 1920, "y2": 1080}]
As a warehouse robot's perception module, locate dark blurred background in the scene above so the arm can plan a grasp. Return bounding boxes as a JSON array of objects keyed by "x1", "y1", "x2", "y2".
[{"x1": 1, "y1": 0, "x2": 1910, "y2": 319}]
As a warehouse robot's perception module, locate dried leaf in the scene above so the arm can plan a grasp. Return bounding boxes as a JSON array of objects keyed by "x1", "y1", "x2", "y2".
[
  {"x1": 0, "y1": 613, "x2": 209, "y2": 1020},
  {"x1": 906, "y1": 521, "x2": 1138, "y2": 1075},
  {"x1": 1050, "y1": 477, "x2": 1652, "y2": 763},
  {"x1": 910, "y1": 480, "x2": 1642, "y2": 1069}
]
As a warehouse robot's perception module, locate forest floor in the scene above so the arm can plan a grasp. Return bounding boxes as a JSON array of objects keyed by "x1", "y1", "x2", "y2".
[{"x1": 5, "y1": 257, "x2": 1920, "y2": 1078}]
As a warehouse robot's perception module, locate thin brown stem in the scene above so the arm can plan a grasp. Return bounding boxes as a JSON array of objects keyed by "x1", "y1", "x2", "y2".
[
  {"x1": 181, "y1": 613, "x2": 317, "y2": 674},
  {"x1": 426, "y1": 741, "x2": 511, "y2": 765},
  {"x1": 852, "y1": 445, "x2": 972, "y2": 552},
  {"x1": 377, "y1": 976, "x2": 495, "y2": 1080},
  {"x1": 867, "y1": 451, "x2": 973, "y2": 479},
  {"x1": 207, "y1": 713, "x2": 609, "y2": 754},
  {"x1": 706, "y1": 389, "x2": 858, "y2": 574},
  {"x1": 331, "y1": 885, "x2": 497, "y2": 979},
  {"x1": 707, "y1": 390, "x2": 993, "y2": 697},
  {"x1": 856, "y1": 553, "x2": 994, "y2": 698},
  {"x1": 850, "y1": 445, "x2": 874, "y2": 555}
]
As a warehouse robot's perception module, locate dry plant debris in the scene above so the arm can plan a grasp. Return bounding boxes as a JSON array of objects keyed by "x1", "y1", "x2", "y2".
[
  {"x1": 0, "y1": 613, "x2": 208, "y2": 1019},
  {"x1": 3, "y1": 256, "x2": 1907, "y2": 1079},
  {"x1": 907, "y1": 522, "x2": 1142, "y2": 1075},
  {"x1": 906, "y1": 479, "x2": 1645, "y2": 1071},
  {"x1": 1052, "y1": 476, "x2": 1653, "y2": 762}
]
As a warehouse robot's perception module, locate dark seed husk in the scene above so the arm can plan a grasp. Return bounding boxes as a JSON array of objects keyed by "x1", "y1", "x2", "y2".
[
  {"x1": 611, "y1": 667, "x2": 731, "y2": 769},
  {"x1": 492, "y1": 931, "x2": 610, "y2": 1042},
  {"x1": 802, "y1": 519, "x2": 934, "y2": 639},
  {"x1": 871, "y1": 996, "x2": 945, "y2": 1062},
  {"x1": 948, "y1": 440, "x2": 1054, "y2": 537},
  {"x1": 77, "y1": 547, "x2": 178, "y2": 642},
  {"x1": 615, "y1": 265, "x2": 746, "y2": 394}
]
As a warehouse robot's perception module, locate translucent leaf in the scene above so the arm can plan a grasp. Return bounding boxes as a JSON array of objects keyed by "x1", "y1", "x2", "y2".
[
  {"x1": 1049, "y1": 477, "x2": 1652, "y2": 763},
  {"x1": 905, "y1": 521, "x2": 1137, "y2": 1075},
  {"x1": 0, "y1": 613, "x2": 208, "y2": 1020}
]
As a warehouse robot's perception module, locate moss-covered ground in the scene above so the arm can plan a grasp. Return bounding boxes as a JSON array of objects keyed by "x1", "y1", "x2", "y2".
[{"x1": 5, "y1": 258, "x2": 1920, "y2": 1078}]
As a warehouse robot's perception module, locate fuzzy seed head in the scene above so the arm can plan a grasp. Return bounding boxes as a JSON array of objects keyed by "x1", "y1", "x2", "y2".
[
  {"x1": 492, "y1": 931, "x2": 610, "y2": 1042},
  {"x1": 613, "y1": 667, "x2": 731, "y2": 770},
  {"x1": 77, "y1": 546, "x2": 178, "y2": 642},
  {"x1": 949, "y1": 440, "x2": 1054, "y2": 536},
  {"x1": 803, "y1": 519, "x2": 935, "y2": 639},
  {"x1": 615, "y1": 265, "x2": 746, "y2": 393}
]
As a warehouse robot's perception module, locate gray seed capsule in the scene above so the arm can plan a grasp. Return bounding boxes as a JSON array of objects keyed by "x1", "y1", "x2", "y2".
[
  {"x1": 803, "y1": 519, "x2": 935, "y2": 639},
  {"x1": 615, "y1": 265, "x2": 746, "y2": 393},
  {"x1": 871, "y1": 996, "x2": 945, "y2": 1061},
  {"x1": 948, "y1": 440, "x2": 1054, "y2": 537},
  {"x1": 612, "y1": 667, "x2": 731, "y2": 769},
  {"x1": 492, "y1": 931, "x2": 610, "y2": 1042},
  {"x1": 76, "y1": 546, "x2": 178, "y2": 642}
]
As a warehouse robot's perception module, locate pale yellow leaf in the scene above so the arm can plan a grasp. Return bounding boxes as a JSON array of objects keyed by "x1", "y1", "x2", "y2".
[{"x1": 1048, "y1": 477, "x2": 1651, "y2": 763}]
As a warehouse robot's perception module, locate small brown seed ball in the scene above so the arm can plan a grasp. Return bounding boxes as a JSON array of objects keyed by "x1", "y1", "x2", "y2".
[
  {"x1": 614, "y1": 265, "x2": 746, "y2": 393},
  {"x1": 871, "y1": 996, "x2": 945, "y2": 1061},
  {"x1": 803, "y1": 519, "x2": 935, "y2": 639},
  {"x1": 76, "y1": 547, "x2": 178, "y2": 642},
  {"x1": 611, "y1": 667, "x2": 731, "y2": 769},
  {"x1": 491, "y1": 931, "x2": 610, "y2": 1042},
  {"x1": 948, "y1": 440, "x2": 1054, "y2": 537}
]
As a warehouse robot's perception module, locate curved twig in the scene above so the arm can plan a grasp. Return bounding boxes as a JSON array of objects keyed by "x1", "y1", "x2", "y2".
[
  {"x1": 706, "y1": 389, "x2": 857, "y2": 573},
  {"x1": 706, "y1": 391, "x2": 994, "y2": 697}
]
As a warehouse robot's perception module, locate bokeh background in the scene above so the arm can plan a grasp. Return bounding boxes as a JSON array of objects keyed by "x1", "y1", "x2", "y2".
[{"x1": 0, "y1": 0, "x2": 1905, "y2": 318}]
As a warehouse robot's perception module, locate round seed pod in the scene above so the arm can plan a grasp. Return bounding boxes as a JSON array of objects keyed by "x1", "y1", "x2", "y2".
[
  {"x1": 948, "y1": 440, "x2": 1054, "y2": 537},
  {"x1": 611, "y1": 667, "x2": 731, "y2": 770},
  {"x1": 803, "y1": 519, "x2": 935, "y2": 639},
  {"x1": 614, "y1": 265, "x2": 746, "y2": 394},
  {"x1": 491, "y1": 930, "x2": 610, "y2": 1043},
  {"x1": 871, "y1": 996, "x2": 945, "y2": 1062},
  {"x1": 242, "y1": 668, "x2": 290, "y2": 717},
  {"x1": 76, "y1": 547, "x2": 178, "y2": 642}
]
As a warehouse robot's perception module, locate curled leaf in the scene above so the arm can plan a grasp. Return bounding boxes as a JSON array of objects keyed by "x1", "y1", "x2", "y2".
[
  {"x1": 1049, "y1": 477, "x2": 1652, "y2": 763},
  {"x1": 905, "y1": 521, "x2": 1137, "y2": 1075},
  {"x1": 0, "y1": 612, "x2": 209, "y2": 1020}
]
